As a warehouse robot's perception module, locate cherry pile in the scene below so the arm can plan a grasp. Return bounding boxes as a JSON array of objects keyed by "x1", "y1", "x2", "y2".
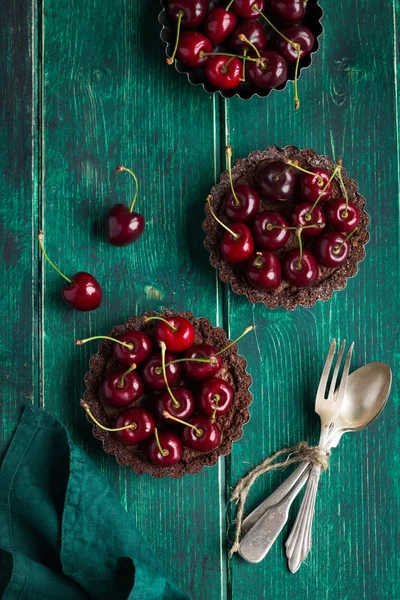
[
  {"x1": 77, "y1": 315, "x2": 254, "y2": 467},
  {"x1": 208, "y1": 146, "x2": 360, "y2": 290},
  {"x1": 165, "y1": 0, "x2": 317, "y2": 108}
]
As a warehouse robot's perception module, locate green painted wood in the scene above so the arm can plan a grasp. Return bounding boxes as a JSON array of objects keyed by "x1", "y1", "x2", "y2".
[{"x1": 1, "y1": 0, "x2": 399, "y2": 598}]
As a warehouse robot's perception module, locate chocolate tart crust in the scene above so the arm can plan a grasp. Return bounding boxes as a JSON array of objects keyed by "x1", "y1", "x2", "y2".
[
  {"x1": 83, "y1": 310, "x2": 253, "y2": 478},
  {"x1": 203, "y1": 146, "x2": 370, "y2": 311}
]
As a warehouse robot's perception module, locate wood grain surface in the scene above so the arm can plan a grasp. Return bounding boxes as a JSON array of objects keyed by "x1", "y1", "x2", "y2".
[{"x1": 1, "y1": 1, "x2": 399, "y2": 599}]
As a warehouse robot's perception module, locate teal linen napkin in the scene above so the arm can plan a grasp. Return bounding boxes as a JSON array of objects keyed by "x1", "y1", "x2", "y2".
[{"x1": 0, "y1": 405, "x2": 191, "y2": 600}]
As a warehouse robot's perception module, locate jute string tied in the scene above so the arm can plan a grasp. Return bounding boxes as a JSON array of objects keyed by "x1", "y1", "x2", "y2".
[{"x1": 229, "y1": 441, "x2": 330, "y2": 558}]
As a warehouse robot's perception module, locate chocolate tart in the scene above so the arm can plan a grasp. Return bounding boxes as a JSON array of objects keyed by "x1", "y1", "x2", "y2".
[
  {"x1": 203, "y1": 146, "x2": 370, "y2": 310},
  {"x1": 159, "y1": 0, "x2": 323, "y2": 100},
  {"x1": 83, "y1": 309, "x2": 253, "y2": 478}
]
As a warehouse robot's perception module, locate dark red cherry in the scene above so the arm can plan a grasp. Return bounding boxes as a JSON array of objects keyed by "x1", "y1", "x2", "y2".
[
  {"x1": 229, "y1": 20, "x2": 267, "y2": 53},
  {"x1": 291, "y1": 203, "x2": 326, "y2": 237},
  {"x1": 176, "y1": 31, "x2": 212, "y2": 67},
  {"x1": 325, "y1": 198, "x2": 360, "y2": 232},
  {"x1": 114, "y1": 407, "x2": 155, "y2": 446},
  {"x1": 141, "y1": 352, "x2": 181, "y2": 390},
  {"x1": 101, "y1": 368, "x2": 144, "y2": 408},
  {"x1": 167, "y1": 0, "x2": 209, "y2": 27},
  {"x1": 297, "y1": 167, "x2": 333, "y2": 204},
  {"x1": 246, "y1": 251, "x2": 282, "y2": 290},
  {"x1": 182, "y1": 415, "x2": 221, "y2": 452},
  {"x1": 155, "y1": 387, "x2": 195, "y2": 422},
  {"x1": 205, "y1": 55, "x2": 242, "y2": 89},
  {"x1": 313, "y1": 231, "x2": 349, "y2": 267},
  {"x1": 224, "y1": 185, "x2": 260, "y2": 222},
  {"x1": 204, "y1": 7, "x2": 237, "y2": 45},
  {"x1": 147, "y1": 430, "x2": 183, "y2": 466},
  {"x1": 252, "y1": 210, "x2": 290, "y2": 250},
  {"x1": 105, "y1": 204, "x2": 144, "y2": 246},
  {"x1": 247, "y1": 50, "x2": 287, "y2": 88},
  {"x1": 283, "y1": 248, "x2": 319, "y2": 288},
  {"x1": 61, "y1": 272, "x2": 102, "y2": 312},
  {"x1": 149, "y1": 315, "x2": 195, "y2": 352},
  {"x1": 276, "y1": 25, "x2": 314, "y2": 63},
  {"x1": 255, "y1": 160, "x2": 296, "y2": 201},
  {"x1": 232, "y1": 0, "x2": 265, "y2": 20},
  {"x1": 113, "y1": 330, "x2": 152, "y2": 367},
  {"x1": 182, "y1": 343, "x2": 222, "y2": 381},
  {"x1": 270, "y1": 0, "x2": 305, "y2": 22},
  {"x1": 221, "y1": 222, "x2": 255, "y2": 263},
  {"x1": 196, "y1": 377, "x2": 233, "y2": 418}
]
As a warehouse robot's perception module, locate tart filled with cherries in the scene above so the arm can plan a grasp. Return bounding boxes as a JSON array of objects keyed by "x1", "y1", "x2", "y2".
[
  {"x1": 159, "y1": 0, "x2": 323, "y2": 105},
  {"x1": 78, "y1": 310, "x2": 253, "y2": 478},
  {"x1": 203, "y1": 145, "x2": 369, "y2": 310}
]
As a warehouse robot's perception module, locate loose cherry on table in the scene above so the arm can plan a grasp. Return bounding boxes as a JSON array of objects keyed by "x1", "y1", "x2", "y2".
[
  {"x1": 155, "y1": 386, "x2": 195, "y2": 422},
  {"x1": 229, "y1": 20, "x2": 267, "y2": 53},
  {"x1": 255, "y1": 161, "x2": 297, "y2": 202},
  {"x1": 313, "y1": 229, "x2": 357, "y2": 267},
  {"x1": 74, "y1": 329, "x2": 152, "y2": 367},
  {"x1": 80, "y1": 401, "x2": 155, "y2": 446},
  {"x1": 276, "y1": 25, "x2": 314, "y2": 63},
  {"x1": 223, "y1": 145, "x2": 260, "y2": 222},
  {"x1": 204, "y1": 55, "x2": 243, "y2": 89},
  {"x1": 166, "y1": 0, "x2": 209, "y2": 64},
  {"x1": 252, "y1": 210, "x2": 290, "y2": 250},
  {"x1": 204, "y1": 5, "x2": 238, "y2": 45},
  {"x1": 247, "y1": 50, "x2": 287, "y2": 89},
  {"x1": 147, "y1": 429, "x2": 183, "y2": 466},
  {"x1": 176, "y1": 31, "x2": 212, "y2": 67},
  {"x1": 325, "y1": 198, "x2": 360, "y2": 232},
  {"x1": 163, "y1": 412, "x2": 222, "y2": 453},
  {"x1": 246, "y1": 250, "x2": 282, "y2": 290},
  {"x1": 196, "y1": 377, "x2": 233, "y2": 418},
  {"x1": 105, "y1": 166, "x2": 145, "y2": 246},
  {"x1": 232, "y1": 0, "x2": 265, "y2": 19},
  {"x1": 207, "y1": 195, "x2": 255, "y2": 263},
  {"x1": 270, "y1": 0, "x2": 305, "y2": 23},
  {"x1": 144, "y1": 314, "x2": 195, "y2": 352},
  {"x1": 142, "y1": 351, "x2": 181, "y2": 390},
  {"x1": 282, "y1": 229, "x2": 319, "y2": 288},
  {"x1": 38, "y1": 231, "x2": 102, "y2": 311},
  {"x1": 291, "y1": 202, "x2": 326, "y2": 237},
  {"x1": 101, "y1": 364, "x2": 144, "y2": 408}
]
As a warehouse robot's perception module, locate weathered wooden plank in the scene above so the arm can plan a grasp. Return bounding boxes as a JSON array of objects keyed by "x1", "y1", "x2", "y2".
[
  {"x1": 40, "y1": 1, "x2": 225, "y2": 597},
  {"x1": 225, "y1": 1, "x2": 400, "y2": 598}
]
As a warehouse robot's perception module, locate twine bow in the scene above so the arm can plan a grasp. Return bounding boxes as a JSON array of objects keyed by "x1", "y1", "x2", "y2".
[{"x1": 229, "y1": 442, "x2": 330, "y2": 558}]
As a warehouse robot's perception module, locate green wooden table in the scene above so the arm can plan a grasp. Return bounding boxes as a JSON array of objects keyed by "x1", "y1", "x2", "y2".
[{"x1": 1, "y1": 1, "x2": 399, "y2": 598}]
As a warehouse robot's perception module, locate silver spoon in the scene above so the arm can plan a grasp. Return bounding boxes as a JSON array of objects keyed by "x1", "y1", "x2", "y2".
[{"x1": 239, "y1": 362, "x2": 392, "y2": 564}]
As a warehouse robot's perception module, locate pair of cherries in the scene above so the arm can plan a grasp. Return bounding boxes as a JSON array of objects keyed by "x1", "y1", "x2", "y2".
[
  {"x1": 38, "y1": 166, "x2": 145, "y2": 312},
  {"x1": 78, "y1": 315, "x2": 254, "y2": 467},
  {"x1": 166, "y1": 0, "x2": 314, "y2": 108},
  {"x1": 208, "y1": 147, "x2": 360, "y2": 289}
]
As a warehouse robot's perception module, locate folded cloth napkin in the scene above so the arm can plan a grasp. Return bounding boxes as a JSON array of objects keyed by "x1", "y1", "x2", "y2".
[{"x1": 0, "y1": 404, "x2": 191, "y2": 600}]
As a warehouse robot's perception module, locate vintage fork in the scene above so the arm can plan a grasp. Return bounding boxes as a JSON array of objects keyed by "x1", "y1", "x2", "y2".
[
  {"x1": 285, "y1": 339, "x2": 354, "y2": 572},
  {"x1": 238, "y1": 339, "x2": 352, "y2": 564}
]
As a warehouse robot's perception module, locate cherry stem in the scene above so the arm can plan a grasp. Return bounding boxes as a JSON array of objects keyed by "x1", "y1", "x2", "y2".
[
  {"x1": 273, "y1": 167, "x2": 289, "y2": 181},
  {"x1": 213, "y1": 325, "x2": 256, "y2": 357},
  {"x1": 225, "y1": 0, "x2": 235, "y2": 10},
  {"x1": 306, "y1": 166, "x2": 340, "y2": 218},
  {"x1": 222, "y1": 56, "x2": 236, "y2": 72},
  {"x1": 207, "y1": 194, "x2": 239, "y2": 240},
  {"x1": 253, "y1": 252, "x2": 264, "y2": 268},
  {"x1": 210, "y1": 395, "x2": 220, "y2": 424},
  {"x1": 294, "y1": 45, "x2": 301, "y2": 110},
  {"x1": 166, "y1": 10, "x2": 184, "y2": 65},
  {"x1": 154, "y1": 427, "x2": 168, "y2": 456},
  {"x1": 118, "y1": 363, "x2": 137, "y2": 388},
  {"x1": 162, "y1": 357, "x2": 219, "y2": 370},
  {"x1": 162, "y1": 411, "x2": 202, "y2": 436},
  {"x1": 143, "y1": 315, "x2": 177, "y2": 331},
  {"x1": 285, "y1": 160, "x2": 323, "y2": 185},
  {"x1": 333, "y1": 227, "x2": 358, "y2": 254},
  {"x1": 240, "y1": 48, "x2": 247, "y2": 82},
  {"x1": 296, "y1": 228, "x2": 304, "y2": 270},
  {"x1": 255, "y1": 8, "x2": 298, "y2": 48},
  {"x1": 38, "y1": 231, "x2": 72, "y2": 284},
  {"x1": 226, "y1": 145, "x2": 240, "y2": 206},
  {"x1": 199, "y1": 51, "x2": 260, "y2": 63},
  {"x1": 160, "y1": 342, "x2": 180, "y2": 408},
  {"x1": 80, "y1": 400, "x2": 137, "y2": 432},
  {"x1": 116, "y1": 165, "x2": 139, "y2": 213},
  {"x1": 266, "y1": 223, "x2": 324, "y2": 231},
  {"x1": 238, "y1": 34, "x2": 261, "y2": 58},
  {"x1": 73, "y1": 336, "x2": 134, "y2": 350},
  {"x1": 336, "y1": 160, "x2": 349, "y2": 213}
]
